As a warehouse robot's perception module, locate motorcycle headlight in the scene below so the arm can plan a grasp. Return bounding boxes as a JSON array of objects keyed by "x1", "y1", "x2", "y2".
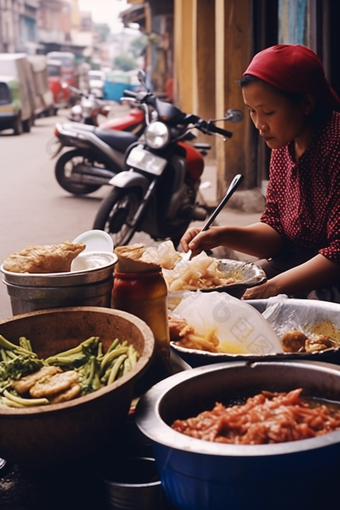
[
  {"x1": 71, "y1": 105, "x2": 82, "y2": 115},
  {"x1": 81, "y1": 99, "x2": 93, "y2": 117},
  {"x1": 144, "y1": 122, "x2": 170, "y2": 149}
]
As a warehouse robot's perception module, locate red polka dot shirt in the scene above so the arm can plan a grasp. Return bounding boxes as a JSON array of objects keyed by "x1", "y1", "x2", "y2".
[{"x1": 261, "y1": 111, "x2": 340, "y2": 264}]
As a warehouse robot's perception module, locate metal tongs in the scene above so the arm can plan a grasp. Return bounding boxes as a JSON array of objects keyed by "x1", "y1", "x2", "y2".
[{"x1": 183, "y1": 173, "x2": 244, "y2": 261}]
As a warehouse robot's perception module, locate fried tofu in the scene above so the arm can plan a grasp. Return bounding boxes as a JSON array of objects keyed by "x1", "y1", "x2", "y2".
[
  {"x1": 48, "y1": 383, "x2": 82, "y2": 404},
  {"x1": 11, "y1": 366, "x2": 62, "y2": 394},
  {"x1": 29, "y1": 370, "x2": 79, "y2": 398},
  {"x1": 3, "y1": 241, "x2": 86, "y2": 274}
]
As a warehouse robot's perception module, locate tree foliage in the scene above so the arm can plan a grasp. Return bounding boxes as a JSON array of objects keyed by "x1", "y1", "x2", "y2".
[
  {"x1": 130, "y1": 35, "x2": 148, "y2": 58},
  {"x1": 113, "y1": 55, "x2": 137, "y2": 72},
  {"x1": 94, "y1": 23, "x2": 111, "y2": 43}
]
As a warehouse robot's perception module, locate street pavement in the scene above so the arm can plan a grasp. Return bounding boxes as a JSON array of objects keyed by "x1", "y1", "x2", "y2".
[{"x1": 0, "y1": 106, "x2": 263, "y2": 321}]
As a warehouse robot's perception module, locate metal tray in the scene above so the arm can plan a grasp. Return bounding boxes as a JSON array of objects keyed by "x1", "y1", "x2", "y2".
[
  {"x1": 168, "y1": 259, "x2": 267, "y2": 303},
  {"x1": 170, "y1": 297, "x2": 340, "y2": 366}
]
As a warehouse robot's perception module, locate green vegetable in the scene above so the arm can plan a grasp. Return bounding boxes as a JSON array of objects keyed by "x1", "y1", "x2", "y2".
[
  {"x1": 106, "y1": 338, "x2": 120, "y2": 353},
  {"x1": 0, "y1": 335, "x2": 37, "y2": 357},
  {"x1": 99, "y1": 346, "x2": 129, "y2": 375},
  {"x1": 77, "y1": 355, "x2": 102, "y2": 395},
  {"x1": 108, "y1": 354, "x2": 128, "y2": 384},
  {"x1": 0, "y1": 334, "x2": 139, "y2": 408},
  {"x1": 45, "y1": 336, "x2": 101, "y2": 367},
  {"x1": 19, "y1": 337, "x2": 33, "y2": 352},
  {"x1": 0, "y1": 354, "x2": 45, "y2": 393},
  {"x1": 127, "y1": 344, "x2": 138, "y2": 368},
  {"x1": 123, "y1": 356, "x2": 133, "y2": 376},
  {"x1": 3, "y1": 389, "x2": 49, "y2": 406}
]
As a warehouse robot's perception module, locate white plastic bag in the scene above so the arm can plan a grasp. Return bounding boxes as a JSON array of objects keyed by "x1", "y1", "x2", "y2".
[{"x1": 173, "y1": 291, "x2": 283, "y2": 354}]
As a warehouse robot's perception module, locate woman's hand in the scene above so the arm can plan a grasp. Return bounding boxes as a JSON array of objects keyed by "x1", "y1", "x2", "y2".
[
  {"x1": 243, "y1": 254, "x2": 340, "y2": 300},
  {"x1": 242, "y1": 279, "x2": 283, "y2": 300},
  {"x1": 180, "y1": 227, "x2": 221, "y2": 256}
]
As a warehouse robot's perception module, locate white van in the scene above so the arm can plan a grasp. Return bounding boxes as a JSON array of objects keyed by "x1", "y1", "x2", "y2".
[{"x1": 0, "y1": 53, "x2": 35, "y2": 134}]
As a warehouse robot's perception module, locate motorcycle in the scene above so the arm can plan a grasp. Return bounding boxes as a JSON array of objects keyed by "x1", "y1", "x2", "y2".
[
  {"x1": 62, "y1": 83, "x2": 111, "y2": 126},
  {"x1": 92, "y1": 86, "x2": 243, "y2": 248},
  {"x1": 53, "y1": 105, "x2": 146, "y2": 195}
]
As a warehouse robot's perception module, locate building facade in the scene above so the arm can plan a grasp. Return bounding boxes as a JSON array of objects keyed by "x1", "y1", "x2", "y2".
[
  {"x1": 124, "y1": 0, "x2": 340, "y2": 200},
  {"x1": 0, "y1": 0, "x2": 40, "y2": 53}
]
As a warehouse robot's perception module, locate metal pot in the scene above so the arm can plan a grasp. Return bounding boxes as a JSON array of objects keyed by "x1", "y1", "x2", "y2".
[
  {"x1": 1, "y1": 252, "x2": 118, "y2": 314},
  {"x1": 136, "y1": 360, "x2": 340, "y2": 510}
]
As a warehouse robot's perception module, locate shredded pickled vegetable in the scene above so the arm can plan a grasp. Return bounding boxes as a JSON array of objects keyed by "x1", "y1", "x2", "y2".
[{"x1": 171, "y1": 389, "x2": 340, "y2": 444}]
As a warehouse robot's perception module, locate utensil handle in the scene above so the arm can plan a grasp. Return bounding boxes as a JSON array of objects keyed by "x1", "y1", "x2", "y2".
[{"x1": 200, "y1": 173, "x2": 244, "y2": 232}]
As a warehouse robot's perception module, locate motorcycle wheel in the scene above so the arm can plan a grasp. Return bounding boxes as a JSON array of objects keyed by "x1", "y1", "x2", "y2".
[
  {"x1": 55, "y1": 149, "x2": 105, "y2": 195},
  {"x1": 93, "y1": 188, "x2": 141, "y2": 247}
]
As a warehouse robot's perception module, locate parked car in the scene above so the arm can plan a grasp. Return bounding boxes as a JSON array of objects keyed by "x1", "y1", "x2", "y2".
[
  {"x1": 0, "y1": 53, "x2": 35, "y2": 134},
  {"x1": 0, "y1": 77, "x2": 24, "y2": 134},
  {"x1": 27, "y1": 55, "x2": 54, "y2": 117}
]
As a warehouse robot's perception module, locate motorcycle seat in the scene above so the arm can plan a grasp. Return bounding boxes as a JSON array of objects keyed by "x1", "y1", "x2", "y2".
[
  {"x1": 63, "y1": 122, "x2": 96, "y2": 132},
  {"x1": 95, "y1": 129, "x2": 138, "y2": 151}
]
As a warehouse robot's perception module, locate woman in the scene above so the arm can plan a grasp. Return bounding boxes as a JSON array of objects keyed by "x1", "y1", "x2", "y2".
[{"x1": 181, "y1": 44, "x2": 340, "y2": 301}]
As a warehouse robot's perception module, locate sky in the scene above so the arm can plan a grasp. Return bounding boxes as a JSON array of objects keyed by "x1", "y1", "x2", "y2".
[{"x1": 77, "y1": 0, "x2": 129, "y2": 33}]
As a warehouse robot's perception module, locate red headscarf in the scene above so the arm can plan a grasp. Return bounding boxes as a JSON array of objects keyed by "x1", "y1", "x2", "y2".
[{"x1": 243, "y1": 44, "x2": 340, "y2": 111}]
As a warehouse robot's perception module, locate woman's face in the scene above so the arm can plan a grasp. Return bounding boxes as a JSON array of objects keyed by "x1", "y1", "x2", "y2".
[{"x1": 242, "y1": 81, "x2": 310, "y2": 150}]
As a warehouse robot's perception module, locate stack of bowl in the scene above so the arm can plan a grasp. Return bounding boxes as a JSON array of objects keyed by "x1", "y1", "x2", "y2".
[{"x1": 1, "y1": 251, "x2": 118, "y2": 315}]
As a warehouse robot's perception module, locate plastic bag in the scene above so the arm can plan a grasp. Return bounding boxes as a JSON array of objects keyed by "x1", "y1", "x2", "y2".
[
  {"x1": 262, "y1": 295, "x2": 340, "y2": 342},
  {"x1": 173, "y1": 291, "x2": 283, "y2": 354}
]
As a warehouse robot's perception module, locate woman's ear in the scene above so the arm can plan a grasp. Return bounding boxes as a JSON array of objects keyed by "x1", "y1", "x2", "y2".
[{"x1": 302, "y1": 94, "x2": 316, "y2": 115}]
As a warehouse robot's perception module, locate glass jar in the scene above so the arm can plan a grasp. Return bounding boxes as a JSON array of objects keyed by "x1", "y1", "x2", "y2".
[{"x1": 112, "y1": 268, "x2": 171, "y2": 377}]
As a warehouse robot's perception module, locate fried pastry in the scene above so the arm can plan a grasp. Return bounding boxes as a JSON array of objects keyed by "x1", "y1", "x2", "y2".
[
  {"x1": 29, "y1": 370, "x2": 79, "y2": 398},
  {"x1": 115, "y1": 243, "x2": 146, "y2": 260},
  {"x1": 3, "y1": 241, "x2": 86, "y2": 274},
  {"x1": 115, "y1": 243, "x2": 160, "y2": 272},
  {"x1": 11, "y1": 366, "x2": 62, "y2": 394},
  {"x1": 48, "y1": 383, "x2": 82, "y2": 404},
  {"x1": 281, "y1": 330, "x2": 308, "y2": 353}
]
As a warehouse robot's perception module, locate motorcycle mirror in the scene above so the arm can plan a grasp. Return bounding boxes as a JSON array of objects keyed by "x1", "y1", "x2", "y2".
[
  {"x1": 224, "y1": 109, "x2": 244, "y2": 123},
  {"x1": 137, "y1": 69, "x2": 146, "y2": 84},
  {"x1": 61, "y1": 82, "x2": 69, "y2": 90},
  {"x1": 137, "y1": 69, "x2": 150, "y2": 92}
]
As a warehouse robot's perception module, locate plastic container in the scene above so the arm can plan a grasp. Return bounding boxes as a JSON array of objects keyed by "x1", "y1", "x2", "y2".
[{"x1": 72, "y1": 230, "x2": 113, "y2": 253}]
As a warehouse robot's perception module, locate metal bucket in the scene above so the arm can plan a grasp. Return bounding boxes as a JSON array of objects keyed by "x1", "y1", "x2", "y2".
[
  {"x1": 100, "y1": 456, "x2": 166, "y2": 510},
  {"x1": 1, "y1": 252, "x2": 118, "y2": 315}
]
